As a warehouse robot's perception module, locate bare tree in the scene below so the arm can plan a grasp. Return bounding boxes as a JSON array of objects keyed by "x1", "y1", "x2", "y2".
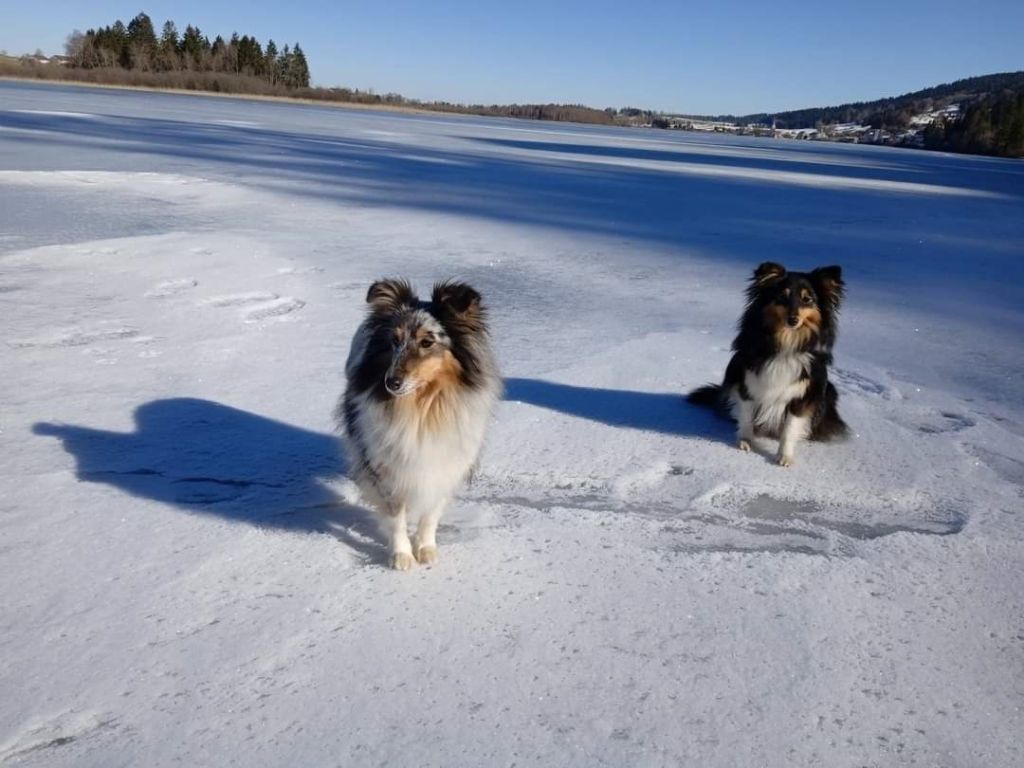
[{"x1": 64, "y1": 31, "x2": 85, "y2": 62}]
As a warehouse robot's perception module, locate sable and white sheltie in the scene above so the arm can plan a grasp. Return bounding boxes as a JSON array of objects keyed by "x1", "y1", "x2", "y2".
[
  {"x1": 688, "y1": 262, "x2": 848, "y2": 466},
  {"x1": 337, "y1": 279, "x2": 501, "y2": 570}
]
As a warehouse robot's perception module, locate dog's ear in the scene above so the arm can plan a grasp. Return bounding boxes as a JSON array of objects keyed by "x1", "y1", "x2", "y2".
[
  {"x1": 366, "y1": 279, "x2": 415, "y2": 312},
  {"x1": 432, "y1": 280, "x2": 486, "y2": 334},
  {"x1": 753, "y1": 262, "x2": 786, "y2": 286},
  {"x1": 432, "y1": 280, "x2": 481, "y2": 317},
  {"x1": 811, "y1": 265, "x2": 844, "y2": 310},
  {"x1": 747, "y1": 262, "x2": 786, "y2": 303}
]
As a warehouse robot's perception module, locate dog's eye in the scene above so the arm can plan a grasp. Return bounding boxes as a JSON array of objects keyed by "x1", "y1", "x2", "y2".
[
  {"x1": 802, "y1": 294, "x2": 815, "y2": 305},
  {"x1": 391, "y1": 335, "x2": 401, "y2": 348},
  {"x1": 419, "y1": 338, "x2": 434, "y2": 349}
]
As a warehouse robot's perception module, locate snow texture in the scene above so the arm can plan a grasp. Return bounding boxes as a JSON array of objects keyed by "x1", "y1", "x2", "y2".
[{"x1": 2, "y1": 81, "x2": 1023, "y2": 767}]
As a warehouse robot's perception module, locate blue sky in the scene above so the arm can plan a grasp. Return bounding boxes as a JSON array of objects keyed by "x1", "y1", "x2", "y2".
[{"x1": 2, "y1": 1, "x2": 1021, "y2": 114}]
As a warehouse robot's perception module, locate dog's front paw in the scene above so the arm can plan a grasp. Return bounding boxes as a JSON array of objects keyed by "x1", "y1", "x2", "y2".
[
  {"x1": 389, "y1": 552, "x2": 416, "y2": 571},
  {"x1": 738, "y1": 439, "x2": 751, "y2": 452},
  {"x1": 415, "y1": 544, "x2": 438, "y2": 566},
  {"x1": 776, "y1": 454, "x2": 794, "y2": 467}
]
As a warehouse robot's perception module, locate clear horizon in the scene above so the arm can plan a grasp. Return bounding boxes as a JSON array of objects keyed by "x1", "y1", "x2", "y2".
[{"x1": 2, "y1": 1, "x2": 1021, "y2": 115}]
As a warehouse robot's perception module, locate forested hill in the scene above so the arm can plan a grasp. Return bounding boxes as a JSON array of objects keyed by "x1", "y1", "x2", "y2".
[{"x1": 723, "y1": 71, "x2": 1024, "y2": 128}]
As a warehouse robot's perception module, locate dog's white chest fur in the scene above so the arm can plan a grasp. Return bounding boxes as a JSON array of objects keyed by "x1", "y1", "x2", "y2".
[
  {"x1": 350, "y1": 388, "x2": 495, "y2": 513},
  {"x1": 744, "y1": 353, "x2": 811, "y2": 435}
]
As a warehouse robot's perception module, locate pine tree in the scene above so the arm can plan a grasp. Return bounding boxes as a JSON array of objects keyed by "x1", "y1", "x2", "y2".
[
  {"x1": 264, "y1": 39, "x2": 278, "y2": 85},
  {"x1": 228, "y1": 32, "x2": 240, "y2": 73},
  {"x1": 110, "y1": 20, "x2": 130, "y2": 67},
  {"x1": 278, "y1": 44, "x2": 291, "y2": 87},
  {"x1": 158, "y1": 20, "x2": 179, "y2": 71},
  {"x1": 180, "y1": 25, "x2": 204, "y2": 68},
  {"x1": 290, "y1": 43, "x2": 310, "y2": 88},
  {"x1": 127, "y1": 12, "x2": 157, "y2": 70},
  {"x1": 210, "y1": 35, "x2": 227, "y2": 72}
]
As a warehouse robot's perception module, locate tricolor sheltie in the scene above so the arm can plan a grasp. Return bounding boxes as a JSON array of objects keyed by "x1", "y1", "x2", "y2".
[
  {"x1": 688, "y1": 262, "x2": 848, "y2": 466},
  {"x1": 337, "y1": 279, "x2": 500, "y2": 570}
]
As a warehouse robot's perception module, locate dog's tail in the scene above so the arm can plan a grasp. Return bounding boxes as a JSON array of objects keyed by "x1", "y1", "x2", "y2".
[
  {"x1": 814, "y1": 381, "x2": 850, "y2": 441},
  {"x1": 687, "y1": 383, "x2": 729, "y2": 415}
]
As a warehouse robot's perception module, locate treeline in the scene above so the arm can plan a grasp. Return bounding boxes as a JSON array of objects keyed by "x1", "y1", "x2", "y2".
[
  {"x1": 2, "y1": 53, "x2": 643, "y2": 125},
  {"x1": 3, "y1": 56, "x2": 645, "y2": 127},
  {"x1": 479, "y1": 103, "x2": 616, "y2": 123},
  {"x1": 923, "y1": 92, "x2": 1024, "y2": 157},
  {"x1": 64, "y1": 12, "x2": 309, "y2": 88},
  {"x1": 393, "y1": 102, "x2": 657, "y2": 125},
  {"x1": 373, "y1": 102, "x2": 667, "y2": 126}
]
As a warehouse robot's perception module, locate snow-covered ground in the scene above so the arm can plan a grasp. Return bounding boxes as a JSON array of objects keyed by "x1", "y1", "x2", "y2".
[{"x1": 2, "y1": 81, "x2": 1023, "y2": 767}]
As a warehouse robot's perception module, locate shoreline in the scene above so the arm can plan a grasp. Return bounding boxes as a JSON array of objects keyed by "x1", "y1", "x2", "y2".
[
  {"x1": 0, "y1": 75, "x2": 480, "y2": 119},
  {"x1": 4, "y1": 76, "x2": 1015, "y2": 160}
]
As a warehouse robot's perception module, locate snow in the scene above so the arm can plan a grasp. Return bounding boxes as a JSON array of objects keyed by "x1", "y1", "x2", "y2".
[{"x1": 2, "y1": 80, "x2": 1024, "y2": 766}]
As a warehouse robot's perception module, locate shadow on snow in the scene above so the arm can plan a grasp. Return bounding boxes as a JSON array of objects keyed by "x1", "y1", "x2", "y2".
[
  {"x1": 32, "y1": 397, "x2": 385, "y2": 561},
  {"x1": 503, "y1": 377, "x2": 732, "y2": 440},
  {"x1": 32, "y1": 380, "x2": 730, "y2": 549}
]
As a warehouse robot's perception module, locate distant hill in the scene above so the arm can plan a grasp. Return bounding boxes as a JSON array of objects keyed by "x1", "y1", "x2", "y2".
[{"x1": 720, "y1": 71, "x2": 1024, "y2": 129}]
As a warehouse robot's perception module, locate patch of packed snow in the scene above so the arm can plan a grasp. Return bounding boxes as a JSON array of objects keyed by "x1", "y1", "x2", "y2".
[{"x1": 2, "y1": 81, "x2": 1023, "y2": 767}]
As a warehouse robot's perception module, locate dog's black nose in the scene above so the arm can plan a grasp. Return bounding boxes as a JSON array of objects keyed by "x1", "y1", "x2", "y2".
[
  {"x1": 787, "y1": 315, "x2": 800, "y2": 327},
  {"x1": 385, "y1": 376, "x2": 403, "y2": 392}
]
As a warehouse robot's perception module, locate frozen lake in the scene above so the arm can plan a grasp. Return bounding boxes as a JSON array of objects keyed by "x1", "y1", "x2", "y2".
[{"x1": 2, "y1": 81, "x2": 1023, "y2": 766}]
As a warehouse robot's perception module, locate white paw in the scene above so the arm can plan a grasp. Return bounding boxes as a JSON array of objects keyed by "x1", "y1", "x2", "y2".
[
  {"x1": 415, "y1": 544, "x2": 438, "y2": 566},
  {"x1": 389, "y1": 552, "x2": 416, "y2": 571},
  {"x1": 738, "y1": 439, "x2": 751, "y2": 452},
  {"x1": 776, "y1": 454, "x2": 794, "y2": 467}
]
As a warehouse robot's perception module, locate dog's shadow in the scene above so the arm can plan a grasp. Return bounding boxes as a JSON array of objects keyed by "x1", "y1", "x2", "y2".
[
  {"x1": 33, "y1": 383, "x2": 733, "y2": 559},
  {"x1": 33, "y1": 398, "x2": 386, "y2": 562},
  {"x1": 503, "y1": 377, "x2": 733, "y2": 440}
]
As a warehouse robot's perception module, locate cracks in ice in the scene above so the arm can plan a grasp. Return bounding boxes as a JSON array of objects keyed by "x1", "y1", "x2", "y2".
[
  {"x1": 470, "y1": 484, "x2": 967, "y2": 558},
  {"x1": 8, "y1": 326, "x2": 140, "y2": 349},
  {"x1": 80, "y1": 467, "x2": 285, "y2": 490},
  {"x1": 78, "y1": 468, "x2": 287, "y2": 505},
  {"x1": 0, "y1": 713, "x2": 121, "y2": 763}
]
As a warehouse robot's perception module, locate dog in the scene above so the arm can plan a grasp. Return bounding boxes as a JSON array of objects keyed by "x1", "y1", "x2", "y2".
[
  {"x1": 688, "y1": 262, "x2": 848, "y2": 466},
  {"x1": 337, "y1": 279, "x2": 501, "y2": 569}
]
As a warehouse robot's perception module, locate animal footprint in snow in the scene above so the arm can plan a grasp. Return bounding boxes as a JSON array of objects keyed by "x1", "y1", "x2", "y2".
[
  {"x1": 834, "y1": 368, "x2": 889, "y2": 397},
  {"x1": 145, "y1": 278, "x2": 197, "y2": 298},
  {"x1": 244, "y1": 297, "x2": 305, "y2": 322},
  {"x1": 203, "y1": 292, "x2": 278, "y2": 307},
  {"x1": 328, "y1": 280, "x2": 365, "y2": 294},
  {"x1": 202, "y1": 292, "x2": 305, "y2": 323},
  {"x1": 916, "y1": 410, "x2": 975, "y2": 434}
]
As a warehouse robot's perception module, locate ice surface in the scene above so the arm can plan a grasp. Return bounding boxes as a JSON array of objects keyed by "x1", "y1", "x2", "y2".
[{"x1": 2, "y1": 81, "x2": 1023, "y2": 767}]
